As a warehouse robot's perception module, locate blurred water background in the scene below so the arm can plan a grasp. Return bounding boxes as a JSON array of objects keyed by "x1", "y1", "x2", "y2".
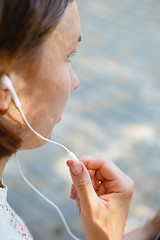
[{"x1": 3, "y1": 0, "x2": 160, "y2": 239}]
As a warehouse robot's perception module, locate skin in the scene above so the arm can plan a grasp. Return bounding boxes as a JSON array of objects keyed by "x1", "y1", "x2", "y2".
[
  {"x1": 0, "y1": 1, "x2": 135, "y2": 240},
  {"x1": 0, "y1": 1, "x2": 80, "y2": 151},
  {"x1": 67, "y1": 156, "x2": 134, "y2": 240},
  {"x1": 124, "y1": 210, "x2": 160, "y2": 240}
]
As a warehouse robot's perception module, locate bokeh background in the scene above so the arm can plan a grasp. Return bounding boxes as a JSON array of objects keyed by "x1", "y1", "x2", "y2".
[{"x1": 3, "y1": 0, "x2": 160, "y2": 239}]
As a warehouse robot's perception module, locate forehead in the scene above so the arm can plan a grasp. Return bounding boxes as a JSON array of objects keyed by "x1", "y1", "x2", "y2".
[{"x1": 53, "y1": 1, "x2": 81, "y2": 50}]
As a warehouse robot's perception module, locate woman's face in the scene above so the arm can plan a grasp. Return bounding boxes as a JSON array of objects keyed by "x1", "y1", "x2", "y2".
[{"x1": 5, "y1": 1, "x2": 81, "y2": 150}]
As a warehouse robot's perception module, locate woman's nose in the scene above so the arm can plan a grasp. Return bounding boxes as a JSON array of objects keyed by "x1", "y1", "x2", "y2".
[{"x1": 69, "y1": 63, "x2": 79, "y2": 92}]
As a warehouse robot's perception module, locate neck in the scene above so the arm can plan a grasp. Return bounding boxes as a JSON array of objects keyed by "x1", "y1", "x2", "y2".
[{"x1": 0, "y1": 157, "x2": 8, "y2": 180}]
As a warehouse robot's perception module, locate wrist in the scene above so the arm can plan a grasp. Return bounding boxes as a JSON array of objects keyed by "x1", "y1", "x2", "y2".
[{"x1": 83, "y1": 208, "x2": 126, "y2": 240}]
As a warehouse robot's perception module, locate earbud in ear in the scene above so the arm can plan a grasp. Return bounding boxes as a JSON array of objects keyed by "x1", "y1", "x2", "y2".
[{"x1": 1, "y1": 75, "x2": 21, "y2": 109}]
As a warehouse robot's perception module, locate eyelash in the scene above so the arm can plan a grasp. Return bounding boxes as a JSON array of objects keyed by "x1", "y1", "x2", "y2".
[{"x1": 68, "y1": 49, "x2": 77, "y2": 62}]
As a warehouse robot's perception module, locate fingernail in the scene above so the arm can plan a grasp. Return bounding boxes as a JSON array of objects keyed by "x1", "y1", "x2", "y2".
[{"x1": 70, "y1": 162, "x2": 83, "y2": 176}]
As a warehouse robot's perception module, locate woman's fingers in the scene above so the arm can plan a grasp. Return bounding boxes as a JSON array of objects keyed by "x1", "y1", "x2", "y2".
[
  {"x1": 78, "y1": 155, "x2": 122, "y2": 180},
  {"x1": 68, "y1": 155, "x2": 134, "y2": 199},
  {"x1": 66, "y1": 160, "x2": 98, "y2": 213},
  {"x1": 67, "y1": 155, "x2": 135, "y2": 240},
  {"x1": 70, "y1": 184, "x2": 82, "y2": 215},
  {"x1": 69, "y1": 155, "x2": 134, "y2": 198},
  {"x1": 79, "y1": 155, "x2": 133, "y2": 188},
  {"x1": 78, "y1": 155, "x2": 135, "y2": 203},
  {"x1": 75, "y1": 193, "x2": 81, "y2": 216},
  {"x1": 70, "y1": 176, "x2": 102, "y2": 200},
  {"x1": 70, "y1": 184, "x2": 77, "y2": 200},
  {"x1": 70, "y1": 169, "x2": 96, "y2": 199}
]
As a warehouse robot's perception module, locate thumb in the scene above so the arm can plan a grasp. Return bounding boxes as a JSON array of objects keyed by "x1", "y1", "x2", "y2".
[{"x1": 66, "y1": 160, "x2": 97, "y2": 210}]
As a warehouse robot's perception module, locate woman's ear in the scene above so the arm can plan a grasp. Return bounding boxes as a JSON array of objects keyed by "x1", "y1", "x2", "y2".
[{"x1": 0, "y1": 88, "x2": 12, "y2": 111}]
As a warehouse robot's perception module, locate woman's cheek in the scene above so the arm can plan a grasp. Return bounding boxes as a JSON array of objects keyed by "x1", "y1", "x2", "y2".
[{"x1": 53, "y1": 75, "x2": 70, "y2": 118}]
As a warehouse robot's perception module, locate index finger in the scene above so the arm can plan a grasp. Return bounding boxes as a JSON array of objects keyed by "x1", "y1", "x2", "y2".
[{"x1": 78, "y1": 155, "x2": 125, "y2": 181}]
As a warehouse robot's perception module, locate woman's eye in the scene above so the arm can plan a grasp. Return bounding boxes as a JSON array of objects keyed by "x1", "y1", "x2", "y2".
[{"x1": 68, "y1": 49, "x2": 77, "y2": 62}]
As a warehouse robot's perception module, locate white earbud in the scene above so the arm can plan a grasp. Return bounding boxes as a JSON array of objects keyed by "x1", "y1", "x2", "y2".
[
  {"x1": 1, "y1": 74, "x2": 81, "y2": 239},
  {"x1": 0, "y1": 74, "x2": 79, "y2": 161},
  {"x1": 1, "y1": 75, "x2": 21, "y2": 108}
]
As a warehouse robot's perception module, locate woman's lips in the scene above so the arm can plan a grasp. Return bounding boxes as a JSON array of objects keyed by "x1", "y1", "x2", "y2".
[
  {"x1": 47, "y1": 117, "x2": 62, "y2": 139},
  {"x1": 57, "y1": 117, "x2": 61, "y2": 124},
  {"x1": 47, "y1": 132, "x2": 52, "y2": 140}
]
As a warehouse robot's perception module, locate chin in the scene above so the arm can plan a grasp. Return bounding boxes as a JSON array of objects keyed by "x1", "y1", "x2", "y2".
[{"x1": 19, "y1": 135, "x2": 50, "y2": 151}]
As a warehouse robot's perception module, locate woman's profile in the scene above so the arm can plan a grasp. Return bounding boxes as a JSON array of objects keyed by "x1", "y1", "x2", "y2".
[{"x1": 1, "y1": 0, "x2": 155, "y2": 239}]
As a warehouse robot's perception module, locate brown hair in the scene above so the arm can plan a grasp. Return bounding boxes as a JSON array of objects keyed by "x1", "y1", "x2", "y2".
[{"x1": 0, "y1": 0, "x2": 71, "y2": 158}]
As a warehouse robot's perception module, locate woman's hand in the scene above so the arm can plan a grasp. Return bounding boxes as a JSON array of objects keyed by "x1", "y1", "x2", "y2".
[{"x1": 67, "y1": 155, "x2": 135, "y2": 240}]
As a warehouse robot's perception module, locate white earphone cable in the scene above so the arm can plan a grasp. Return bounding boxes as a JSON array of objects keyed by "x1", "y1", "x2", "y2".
[
  {"x1": 16, "y1": 153, "x2": 81, "y2": 240},
  {"x1": 1, "y1": 75, "x2": 81, "y2": 238},
  {"x1": 16, "y1": 106, "x2": 81, "y2": 239},
  {"x1": 18, "y1": 107, "x2": 70, "y2": 153},
  {"x1": 18, "y1": 107, "x2": 79, "y2": 162}
]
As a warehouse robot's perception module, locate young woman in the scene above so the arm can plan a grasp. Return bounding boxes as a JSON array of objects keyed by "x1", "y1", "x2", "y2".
[{"x1": 0, "y1": 0, "x2": 135, "y2": 239}]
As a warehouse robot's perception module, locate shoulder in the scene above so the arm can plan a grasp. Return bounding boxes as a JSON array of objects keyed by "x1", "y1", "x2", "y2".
[
  {"x1": 0, "y1": 204, "x2": 21, "y2": 240},
  {"x1": 0, "y1": 204, "x2": 33, "y2": 240}
]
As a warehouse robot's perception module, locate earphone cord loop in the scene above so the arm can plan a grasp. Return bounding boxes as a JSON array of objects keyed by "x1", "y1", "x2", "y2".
[{"x1": 16, "y1": 153, "x2": 81, "y2": 240}]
